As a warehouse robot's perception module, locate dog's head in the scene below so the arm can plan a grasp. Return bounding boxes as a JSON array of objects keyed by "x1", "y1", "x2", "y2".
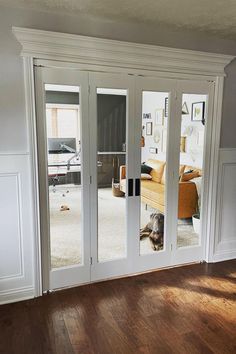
[{"x1": 150, "y1": 213, "x2": 164, "y2": 233}]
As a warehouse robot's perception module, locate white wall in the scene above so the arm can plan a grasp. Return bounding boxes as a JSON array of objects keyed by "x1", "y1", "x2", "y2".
[
  {"x1": 179, "y1": 94, "x2": 206, "y2": 168},
  {"x1": 1, "y1": 4, "x2": 236, "y2": 303},
  {"x1": 141, "y1": 91, "x2": 167, "y2": 163},
  {"x1": 141, "y1": 92, "x2": 206, "y2": 168}
]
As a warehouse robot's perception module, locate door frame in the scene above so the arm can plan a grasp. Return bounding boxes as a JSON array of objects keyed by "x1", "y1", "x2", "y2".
[{"x1": 13, "y1": 27, "x2": 234, "y2": 297}]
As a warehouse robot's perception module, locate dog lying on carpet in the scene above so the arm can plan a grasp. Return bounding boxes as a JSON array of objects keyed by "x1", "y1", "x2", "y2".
[{"x1": 140, "y1": 213, "x2": 164, "y2": 251}]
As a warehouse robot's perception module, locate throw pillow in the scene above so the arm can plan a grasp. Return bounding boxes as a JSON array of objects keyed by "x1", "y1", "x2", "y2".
[
  {"x1": 180, "y1": 170, "x2": 199, "y2": 182},
  {"x1": 141, "y1": 173, "x2": 152, "y2": 180},
  {"x1": 141, "y1": 164, "x2": 153, "y2": 174}
]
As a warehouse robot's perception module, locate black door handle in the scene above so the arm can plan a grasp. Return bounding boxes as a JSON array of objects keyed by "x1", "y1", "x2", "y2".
[
  {"x1": 128, "y1": 178, "x2": 133, "y2": 197},
  {"x1": 135, "y1": 178, "x2": 140, "y2": 196}
]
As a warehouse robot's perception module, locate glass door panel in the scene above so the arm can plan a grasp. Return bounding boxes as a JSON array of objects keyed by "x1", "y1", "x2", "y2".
[
  {"x1": 96, "y1": 88, "x2": 127, "y2": 262},
  {"x1": 177, "y1": 94, "x2": 207, "y2": 249},
  {"x1": 89, "y1": 73, "x2": 135, "y2": 281},
  {"x1": 140, "y1": 91, "x2": 169, "y2": 255},
  {"x1": 134, "y1": 77, "x2": 176, "y2": 273},
  {"x1": 45, "y1": 84, "x2": 82, "y2": 268}
]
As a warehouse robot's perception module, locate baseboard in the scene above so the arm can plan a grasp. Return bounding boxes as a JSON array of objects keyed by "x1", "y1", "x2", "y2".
[
  {"x1": 0, "y1": 286, "x2": 35, "y2": 305},
  {"x1": 212, "y1": 250, "x2": 236, "y2": 263}
]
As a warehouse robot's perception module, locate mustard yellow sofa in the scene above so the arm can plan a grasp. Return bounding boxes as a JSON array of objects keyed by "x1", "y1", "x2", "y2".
[{"x1": 120, "y1": 159, "x2": 201, "y2": 219}]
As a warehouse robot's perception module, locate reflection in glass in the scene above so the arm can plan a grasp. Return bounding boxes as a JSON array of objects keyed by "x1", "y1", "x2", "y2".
[
  {"x1": 139, "y1": 91, "x2": 169, "y2": 255},
  {"x1": 45, "y1": 84, "x2": 82, "y2": 268},
  {"x1": 177, "y1": 94, "x2": 207, "y2": 248},
  {"x1": 97, "y1": 89, "x2": 127, "y2": 262}
]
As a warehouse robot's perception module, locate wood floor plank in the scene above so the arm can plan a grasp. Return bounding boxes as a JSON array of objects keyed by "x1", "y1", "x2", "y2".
[{"x1": 0, "y1": 260, "x2": 236, "y2": 354}]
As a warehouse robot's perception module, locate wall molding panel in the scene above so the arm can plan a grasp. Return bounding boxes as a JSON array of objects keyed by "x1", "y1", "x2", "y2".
[
  {"x1": 213, "y1": 148, "x2": 236, "y2": 262},
  {"x1": 0, "y1": 154, "x2": 35, "y2": 304}
]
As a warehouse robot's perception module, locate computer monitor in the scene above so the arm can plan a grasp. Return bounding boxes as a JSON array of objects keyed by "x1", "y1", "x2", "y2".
[{"x1": 48, "y1": 138, "x2": 77, "y2": 154}]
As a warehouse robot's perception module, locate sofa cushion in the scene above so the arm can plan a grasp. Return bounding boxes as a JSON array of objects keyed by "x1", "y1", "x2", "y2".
[
  {"x1": 141, "y1": 180, "x2": 165, "y2": 206},
  {"x1": 146, "y1": 159, "x2": 165, "y2": 183},
  {"x1": 161, "y1": 164, "x2": 186, "y2": 184}
]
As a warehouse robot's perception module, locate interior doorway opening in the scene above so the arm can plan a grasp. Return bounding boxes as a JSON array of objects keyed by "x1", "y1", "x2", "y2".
[{"x1": 35, "y1": 67, "x2": 214, "y2": 292}]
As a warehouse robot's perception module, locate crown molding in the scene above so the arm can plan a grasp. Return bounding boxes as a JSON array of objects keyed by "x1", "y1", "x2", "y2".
[{"x1": 12, "y1": 27, "x2": 235, "y2": 77}]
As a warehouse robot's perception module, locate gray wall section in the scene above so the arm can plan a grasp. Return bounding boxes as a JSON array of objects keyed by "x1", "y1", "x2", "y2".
[
  {"x1": 1, "y1": 4, "x2": 236, "y2": 151},
  {"x1": 46, "y1": 91, "x2": 79, "y2": 105}
]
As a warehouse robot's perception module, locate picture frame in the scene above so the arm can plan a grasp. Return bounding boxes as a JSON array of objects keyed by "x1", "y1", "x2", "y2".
[
  {"x1": 164, "y1": 97, "x2": 168, "y2": 117},
  {"x1": 162, "y1": 129, "x2": 167, "y2": 152},
  {"x1": 155, "y1": 109, "x2": 164, "y2": 125},
  {"x1": 182, "y1": 101, "x2": 189, "y2": 115},
  {"x1": 197, "y1": 131, "x2": 204, "y2": 147},
  {"x1": 191, "y1": 102, "x2": 205, "y2": 122},
  {"x1": 153, "y1": 127, "x2": 162, "y2": 144},
  {"x1": 146, "y1": 122, "x2": 153, "y2": 135},
  {"x1": 149, "y1": 147, "x2": 158, "y2": 154},
  {"x1": 143, "y1": 113, "x2": 151, "y2": 119}
]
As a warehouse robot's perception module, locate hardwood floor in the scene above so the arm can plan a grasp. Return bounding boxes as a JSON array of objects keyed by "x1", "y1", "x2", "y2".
[{"x1": 0, "y1": 260, "x2": 236, "y2": 354}]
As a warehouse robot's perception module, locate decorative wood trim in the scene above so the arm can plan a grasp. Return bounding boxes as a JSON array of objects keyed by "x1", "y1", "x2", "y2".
[
  {"x1": 0, "y1": 286, "x2": 35, "y2": 305},
  {"x1": 12, "y1": 27, "x2": 234, "y2": 77},
  {"x1": 212, "y1": 148, "x2": 236, "y2": 262},
  {"x1": 205, "y1": 77, "x2": 225, "y2": 262},
  {"x1": 11, "y1": 27, "x2": 235, "y2": 300},
  {"x1": 0, "y1": 152, "x2": 30, "y2": 156},
  {"x1": 23, "y1": 57, "x2": 42, "y2": 297},
  {"x1": 0, "y1": 172, "x2": 23, "y2": 280}
]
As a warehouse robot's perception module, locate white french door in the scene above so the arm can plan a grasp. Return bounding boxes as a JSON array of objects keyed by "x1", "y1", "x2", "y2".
[
  {"x1": 132, "y1": 77, "x2": 177, "y2": 273},
  {"x1": 35, "y1": 67, "x2": 91, "y2": 290},
  {"x1": 35, "y1": 65, "x2": 215, "y2": 291},
  {"x1": 133, "y1": 77, "x2": 215, "y2": 270},
  {"x1": 88, "y1": 72, "x2": 136, "y2": 281},
  {"x1": 170, "y1": 79, "x2": 215, "y2": 265}
]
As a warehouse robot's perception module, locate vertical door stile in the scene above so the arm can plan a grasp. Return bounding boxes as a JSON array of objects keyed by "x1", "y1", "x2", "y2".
[{"x1": 35, "y1": 67, "x2": 91, "y2": 291}]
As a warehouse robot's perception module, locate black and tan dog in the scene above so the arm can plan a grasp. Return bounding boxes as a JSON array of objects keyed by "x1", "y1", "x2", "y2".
[{"x1": 140, "y1": 213, "x2": 164, "y2": 251}]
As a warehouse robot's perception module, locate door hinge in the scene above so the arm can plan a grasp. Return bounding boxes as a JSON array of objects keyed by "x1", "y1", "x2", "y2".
[
  {"x1": 88, "y1": 85, "x2": 91, "y2": 94},
  {"x1": 90, "y1": 257, "x2": 93, "y2": 265},
  {"x1": 171, "y1": 243, "x2": 173, "y2": 251},
  {"x1": 90, "y1": 176, "x2": 92, "y2": 184},
  {"x1": 175, "y1": 91, "x2": 178, "y2": 100}
]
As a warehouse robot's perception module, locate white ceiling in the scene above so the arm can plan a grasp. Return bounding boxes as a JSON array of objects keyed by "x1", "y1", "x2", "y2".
[{"x1": 2, "y1": 0, "x2": 236, "y2": 40}]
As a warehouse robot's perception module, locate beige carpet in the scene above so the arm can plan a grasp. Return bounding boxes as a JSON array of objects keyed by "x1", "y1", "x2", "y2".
[{"x1": 49, "y1": 185, "x2": 199, "y2": 268}]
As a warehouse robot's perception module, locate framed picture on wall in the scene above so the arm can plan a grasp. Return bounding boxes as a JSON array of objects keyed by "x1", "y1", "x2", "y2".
[
  {"x1": 191, "y1": 102, "x2": 205, "y2": 122},
  {"x1": 155, "y1": 109, "x2": 164, "y2": 125},
  {"x1": 146, "y1": 122, "x2": 153, "y2": 135},
  {"x1": 164, "y1": 97, "x2": 168, "y2": 117},
  {"x1": 143, "y1": 113, "x2": 151, "y2": 119}
]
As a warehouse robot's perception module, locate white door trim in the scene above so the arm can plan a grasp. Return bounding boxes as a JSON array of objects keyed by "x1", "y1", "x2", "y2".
[
  {"x1": 15, "y1": 28, "x2": 234, "y2": 297},
  {"x1": 13, "y1": 27, "x2": 234, "y2": 77}
]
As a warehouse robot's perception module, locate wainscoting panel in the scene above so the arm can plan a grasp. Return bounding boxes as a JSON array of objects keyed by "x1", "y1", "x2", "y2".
[
  {"x1": 213, "y1": 148, "x2": 236, "y2": 262},
  {"x1": 0, "y1": 173, "x2": 23, "y2": 279},
  {"x1": 0, "y1": 154, "x2": 35, "y2": 304}
]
